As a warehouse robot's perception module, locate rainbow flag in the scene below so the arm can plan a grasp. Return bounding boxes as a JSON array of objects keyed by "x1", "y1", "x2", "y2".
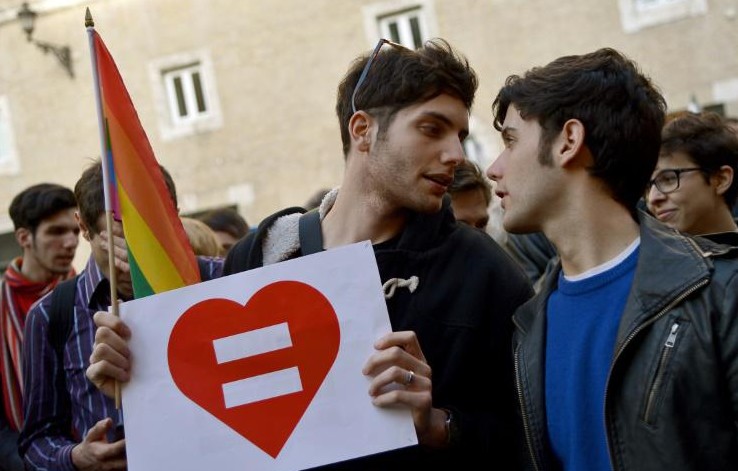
[{"x1": 91, "y1": 30, "x2": 200, "y2": 297}]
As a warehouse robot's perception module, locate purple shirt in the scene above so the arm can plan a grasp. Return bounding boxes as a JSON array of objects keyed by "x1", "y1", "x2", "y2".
[{"x1": 19, "y1": 255, "x2": 223, "y2": 470}]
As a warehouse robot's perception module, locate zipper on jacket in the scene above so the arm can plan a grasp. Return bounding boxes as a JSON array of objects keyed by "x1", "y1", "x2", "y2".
[
  {"x1": 643, "y1": 322, "x2": 680, "y2": 424},
  {"x1": 514, "y1": 344, "x2": 542, "y2": 471},
  {"x1": 602, "y1": 277, "x2": 708, "y2": 468}
]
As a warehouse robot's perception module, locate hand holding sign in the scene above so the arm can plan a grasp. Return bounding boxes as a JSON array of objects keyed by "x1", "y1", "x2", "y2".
[{"x1": 117, "y1": 242, "x2": 416, "y2": 471}]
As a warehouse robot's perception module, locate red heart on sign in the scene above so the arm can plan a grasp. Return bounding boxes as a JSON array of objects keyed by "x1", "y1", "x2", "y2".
[{"x1": 167, "y1": 280, "x2": 340, "y2": 458}]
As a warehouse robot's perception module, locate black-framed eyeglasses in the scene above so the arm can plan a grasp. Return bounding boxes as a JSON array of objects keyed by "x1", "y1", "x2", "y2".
[
  {"x1": 646, "y1": 167, "x2": 705, "y2": 194},
  {"x1": 351, "y1": 38, "x2": 407, "y2": 114}
]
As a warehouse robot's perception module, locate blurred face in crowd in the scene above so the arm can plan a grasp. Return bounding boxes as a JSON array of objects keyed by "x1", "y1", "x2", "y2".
[
  {"x1": 17, "y1": 208, "x2": 79, "y2": 280},
  {"x1": 451, "y1": 188, "x2": 489, "y2": 229},
  {"x1": 646, "y1": 151, "x2": 733, "y2": 235}
]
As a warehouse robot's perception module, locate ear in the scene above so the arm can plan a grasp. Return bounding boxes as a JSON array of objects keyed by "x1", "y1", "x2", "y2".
[
  {"x1": 713, "y1": 165, "x2": 734, "y2": 197},
  {"x1": 76, "y1": 211, "x2": 92, "y2": 242},
  {"x1": 554, "y1": 119, "x2": 586, "y2": 168},
  {"x1": 15, "y1": 227, "x2": 32, "y2": 250},
  {"x1": 348, "y1": 111, "x2": 374, "y2": 154}
]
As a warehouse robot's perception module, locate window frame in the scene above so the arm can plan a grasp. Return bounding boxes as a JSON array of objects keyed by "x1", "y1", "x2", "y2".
[
  {"x1": 149, "y1": 49, "x2": 223, "y2": 141},
  {"x1": 362, "y1": 0, "x2": 438, "y2": 49},
  {"x1": 618, "y1": 0, "x2": 707, "y2": 33}
]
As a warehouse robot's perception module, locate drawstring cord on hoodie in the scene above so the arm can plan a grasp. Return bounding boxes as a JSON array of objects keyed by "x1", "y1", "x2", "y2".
[{"x1": 383, "y1": 276, "x2": 419, "y2": 299}]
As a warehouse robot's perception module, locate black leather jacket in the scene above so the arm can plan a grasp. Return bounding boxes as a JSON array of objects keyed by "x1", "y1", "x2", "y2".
[{"x1": 513, "y1": 213, "x2": 738, "y2": 470}]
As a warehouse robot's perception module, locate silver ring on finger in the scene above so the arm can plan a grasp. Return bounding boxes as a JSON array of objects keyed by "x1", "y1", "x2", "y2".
[{"x1": 404, "y1": 370, "x2": 415, "y2": 386}]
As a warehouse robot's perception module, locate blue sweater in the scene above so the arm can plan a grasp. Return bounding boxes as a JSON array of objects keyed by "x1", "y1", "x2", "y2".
[{"x1": 545, "y1": 246, "x2": 639, "y2": 471}]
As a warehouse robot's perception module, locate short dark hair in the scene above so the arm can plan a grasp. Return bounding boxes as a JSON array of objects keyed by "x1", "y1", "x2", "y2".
[
  {"x1": 660, "y1": 112, "x2": 738, "y2": 207},
  {"x1": 9, "y1": 183, "x2": 77, "y2": 234},
  {"x1": 492, "y1": 48, "x2": 666, "y2": 213},
  {"x1": 198, "y1": 207, "x2": 249, "y2": 240},
  {"x1": 448, "y1": 159, "x2": 492, "y2": 206},
  {"x1": 74, "y1": 159, "x2": 178, "y2": 235},
  {"x1": 336, "y1": 38, "x2": 478, "y2": 157}
]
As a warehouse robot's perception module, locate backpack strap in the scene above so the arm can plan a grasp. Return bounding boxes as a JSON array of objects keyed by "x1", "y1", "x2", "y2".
[
  {"x1": 298, "y1": 209, "x2": 323, "y2": 256},
  {"x1": 48, "y1": 276, "x2": 78, "y2": 360},
  {"x1": 225, "y1": 206, "x2": 306, "y2": 273}
]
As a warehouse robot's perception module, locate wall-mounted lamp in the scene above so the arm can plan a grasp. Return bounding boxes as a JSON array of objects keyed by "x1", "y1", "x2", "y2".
[{"x1": 17, "y1": 2, "x2": 74, "y2": 79}]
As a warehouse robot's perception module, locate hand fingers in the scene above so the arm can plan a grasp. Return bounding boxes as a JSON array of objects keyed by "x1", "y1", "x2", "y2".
[
  {"x1": 367, "y1": 365, "x2": 430, "y2": 397},
  {"x1": 362, "y1": 344, "x2": 431, "y2": 380},
  {"x1": 100, "y1": 231, "x2": 129, "y2": 263},
  {"x1": 84, "y1": 418, "x2": 114, "y2": 443},
  {"x1": 98, "y1": 438, "x2": 127, "y2": 463},
  {"x1": 93, "y1": 312, "x2": 131, "y2": 340},
  {"x1": 374, "y1": 330, "x2": 426, "y2": 363}
]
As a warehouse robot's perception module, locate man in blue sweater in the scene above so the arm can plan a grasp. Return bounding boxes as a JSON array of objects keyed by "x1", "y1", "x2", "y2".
[{"x1": 487, "y1": 48, "x2": 738, "y2": 470}]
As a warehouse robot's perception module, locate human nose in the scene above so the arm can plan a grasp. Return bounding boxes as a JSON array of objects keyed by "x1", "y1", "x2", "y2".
[
  {"x1": 442, "y1": 138, "x2": 465, "y2": 165},
  {"x1": 646, "y1": 182, "x2": 666, "y2": 208},
  {"x1": 486, "y1": 153, "x2": 505, "y2": 182},
  {"x1": 65, "y1": 231, "x2": 80, "y2": 248}
]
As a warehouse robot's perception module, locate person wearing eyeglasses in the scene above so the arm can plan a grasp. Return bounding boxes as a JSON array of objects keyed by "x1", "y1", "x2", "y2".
[
  {"x1": 487, "y1": 48, "x2": 738, "y2": 470},
  {"x1": 646, "y1": 111, "x2": 738, "y2": 244},
  {"x1": 86, "y1": 39, "x2": 533, "y2": 469}
]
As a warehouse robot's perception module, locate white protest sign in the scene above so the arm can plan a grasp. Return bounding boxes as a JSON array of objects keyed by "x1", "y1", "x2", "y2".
[{"x1": 120, "y1": 241, "x2": 417, "y2": 470}]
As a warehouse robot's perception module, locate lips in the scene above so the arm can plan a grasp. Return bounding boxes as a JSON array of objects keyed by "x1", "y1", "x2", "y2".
[
  {"x1": 425, "y1": 173, "x2": 453, "y2": 194},
  {"x1": 426, "y1": 174, "x2": 453, "y2": 187},
  {"x1": 655, "y1": 209, "x2": 676, "y2": 221}
]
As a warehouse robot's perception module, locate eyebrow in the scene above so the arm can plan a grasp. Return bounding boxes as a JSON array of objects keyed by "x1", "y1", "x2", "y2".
[{"x1": 419, "y1": 111, "x2": 469, "y2": 139}]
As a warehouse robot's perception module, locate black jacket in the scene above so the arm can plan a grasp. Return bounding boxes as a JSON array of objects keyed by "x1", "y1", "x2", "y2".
[
  {"x1": 513, "y1": 213, "x2": 738, "y2": 470},
  {"x1": 225, "y1": 193, "x2": 533, "y2": 469}
]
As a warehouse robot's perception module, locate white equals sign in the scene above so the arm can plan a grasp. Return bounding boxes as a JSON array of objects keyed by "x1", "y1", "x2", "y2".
[{"x1": 213, "y1": 322, "x2": 303, "y2": 409}]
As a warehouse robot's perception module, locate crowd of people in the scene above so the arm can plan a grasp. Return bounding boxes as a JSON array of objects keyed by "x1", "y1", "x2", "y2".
[{"x1": 2, "y1": 36, "x2": 738, "y2": 471}]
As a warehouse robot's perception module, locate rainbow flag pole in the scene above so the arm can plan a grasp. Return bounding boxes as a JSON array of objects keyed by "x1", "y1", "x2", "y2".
[
  {"x1": 86, "y1": 9, "x2": 119, "y2": 316},
  {"x1": 85, "y1": 8, "x2": 201, "y2": 407},
  {"x1": 85, "y1": 7, "x2": 122, "y2": 408}
]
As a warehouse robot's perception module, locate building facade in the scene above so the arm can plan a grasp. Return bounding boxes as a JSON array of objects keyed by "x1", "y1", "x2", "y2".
[{"x1": 0, "y1": 0, "x2": 736, "y2": 267}]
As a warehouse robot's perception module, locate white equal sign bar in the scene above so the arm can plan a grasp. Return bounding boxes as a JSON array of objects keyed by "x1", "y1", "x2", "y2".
[
  {"x1": 212, "y1": 322, "x2": 303, "y2": 408},
  {"x1": 222, "y1": 367, "x2": 303, "y2": 409},
  {"x1": 213, "y1": 323, "x2": 293, "y2": 364}
]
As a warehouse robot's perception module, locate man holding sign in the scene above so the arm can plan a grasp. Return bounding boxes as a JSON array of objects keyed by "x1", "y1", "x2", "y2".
[{"x1": 88, "y1": 38, "x2": 532, "y2": 469}]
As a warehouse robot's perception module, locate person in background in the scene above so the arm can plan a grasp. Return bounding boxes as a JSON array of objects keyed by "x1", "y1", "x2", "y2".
[
  {"x1": 447, "y1": 159, "x2": 491, "y2": 229},
  {"x1": 87, "y1": 38, "x2": 533, "y2": 469},
  {"x1": 0, "y1": 183, "x2": 78, "y2": 471},
  {"x1": 198, "y1": 207, "x2": 249, "y2": 255},
  {"x1": 19, "y1": 161, "x2": 223, "y2": 471},
  {"x1": 646, "y1": 111, "x2": 738, "y2": 244},
  {"x1": 487, "y1": 47, "x2": 738, "y2": 470},
  {"x1": 181, "y1": 216, "x2": 224, "y2": 257}
]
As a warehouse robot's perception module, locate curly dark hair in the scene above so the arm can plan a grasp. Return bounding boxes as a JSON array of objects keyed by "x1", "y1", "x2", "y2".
[
  {"x1": 492, "y1": 48, "x2": 666, "y2": 214},
  {"x1": 336, "y1": 38, "x2": 478, "y2": 157}
]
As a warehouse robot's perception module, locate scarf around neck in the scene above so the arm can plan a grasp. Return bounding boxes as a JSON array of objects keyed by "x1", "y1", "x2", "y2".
[{"x1": 0, "y1": 257, "x2": 74, "y2": 431}]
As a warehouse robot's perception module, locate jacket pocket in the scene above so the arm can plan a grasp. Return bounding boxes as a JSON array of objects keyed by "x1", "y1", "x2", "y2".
[{"x1": 642, "y1": 320, "x2": 687, "y2": 425}]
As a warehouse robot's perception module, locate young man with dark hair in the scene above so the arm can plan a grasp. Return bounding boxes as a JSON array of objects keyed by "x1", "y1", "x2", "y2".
[
  {"x1": 646, "y1": 111, "x2": 738, "y2": 243},
  {"x1": 447, "y1": 158, "x2": 492, "y2": 229},
  {"x1": 87, "y1": 39, "x2": 532, "y2": 469},
  {"x1": 488, "y1": 48, "x2": 738, "y2": 470},
  {"x1": 19, "y1": 161, "x2": 222, "y2": 470},
  {"x1": 1, "y1": 183, "x2": 78, "y2": 471}
]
